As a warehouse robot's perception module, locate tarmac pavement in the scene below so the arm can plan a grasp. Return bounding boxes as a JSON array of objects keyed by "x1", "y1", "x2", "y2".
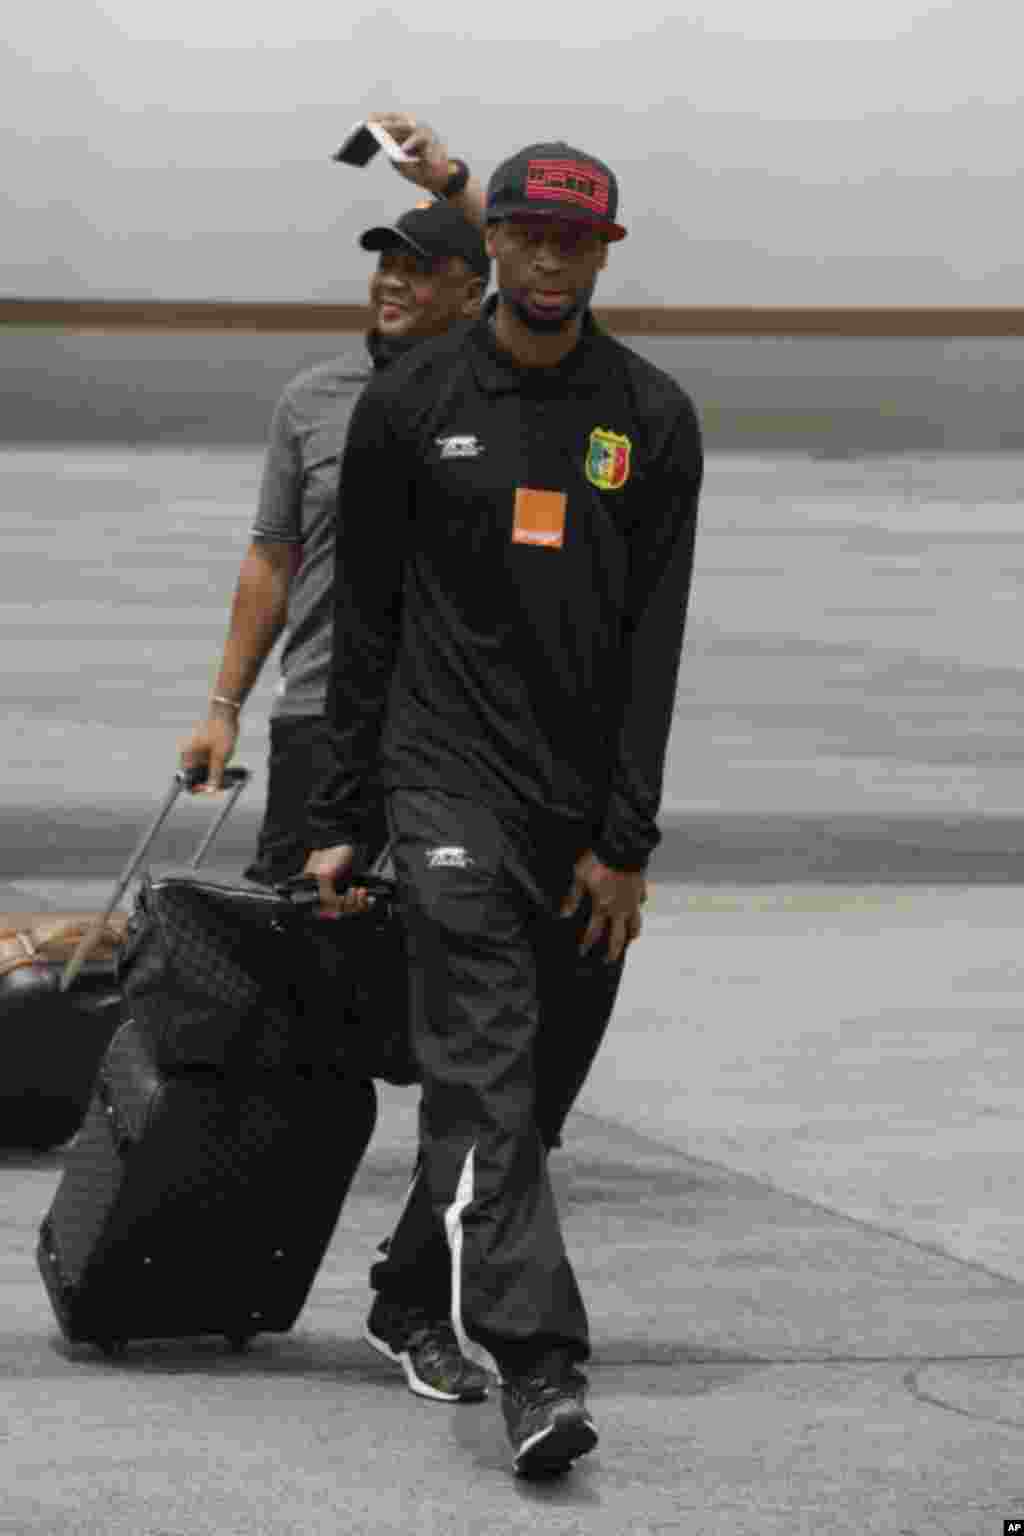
[
  {"x1": 3, "y1": 883, "x2": 1024, "y2": 1534},
  {"x1": 3, "y1": 1086, "x2": 1024, "y2": 1535}
]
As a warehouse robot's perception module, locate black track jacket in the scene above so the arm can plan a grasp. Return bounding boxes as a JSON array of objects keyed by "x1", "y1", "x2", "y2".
[{"x1": 309, "y1": 304, "x2": 702, "y2": 871}]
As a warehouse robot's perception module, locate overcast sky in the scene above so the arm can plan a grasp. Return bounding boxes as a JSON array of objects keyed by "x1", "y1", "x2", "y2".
[{"x1": 2, "y1": 0, "x2": 1021, "y2": 304}]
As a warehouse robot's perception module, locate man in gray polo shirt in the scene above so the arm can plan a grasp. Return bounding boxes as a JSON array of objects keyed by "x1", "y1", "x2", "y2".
[{"x1": 180, "y1": 116, "x2": 488, "y2": 886}]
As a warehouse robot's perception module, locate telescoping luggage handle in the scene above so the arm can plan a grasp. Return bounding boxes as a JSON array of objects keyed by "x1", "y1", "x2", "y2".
[{"x1": 59, "y1": 765, "x2": 250, "y2": 994}]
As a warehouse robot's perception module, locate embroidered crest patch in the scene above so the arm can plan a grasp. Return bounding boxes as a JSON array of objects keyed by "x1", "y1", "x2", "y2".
[{"x1": 585, "y1": 428, "x2": 631, "y2": 491}]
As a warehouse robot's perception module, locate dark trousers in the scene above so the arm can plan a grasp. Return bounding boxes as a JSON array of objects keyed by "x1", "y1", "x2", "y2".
[
  {"x1": 244, "y1": 715, "x2": 387, "y2": 885},
  {"x1": 369, "y1": 789, "x2": 625, "y2": 1377}
]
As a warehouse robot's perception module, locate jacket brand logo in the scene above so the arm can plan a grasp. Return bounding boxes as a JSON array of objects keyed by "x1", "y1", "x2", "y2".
[
  {"x1": 585, "y1": 427, "x2": 631, "y2": 491},
  {"x1": 426, "y1": 846, "x2": 474, "y2": 870},
  {"x1": 437, "y1": 434, "x2": 484, "y2": 460}
]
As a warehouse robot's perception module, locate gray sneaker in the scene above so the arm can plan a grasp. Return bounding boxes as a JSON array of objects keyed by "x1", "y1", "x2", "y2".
[
  {"x1": 501, "y1": 1365, "x2": 598, "y2": 1477},
  {"x1": 364, "y1": 1298, "x2": 489, "y2": 1402}
]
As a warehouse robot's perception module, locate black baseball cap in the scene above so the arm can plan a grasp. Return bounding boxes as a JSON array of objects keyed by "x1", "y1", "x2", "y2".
[
  {"x1": 359, "y1": 202, "x2": 491, "y2": 280},
  {"x1": 486, "y1": 142, "x2": 627, "y2": 242}
]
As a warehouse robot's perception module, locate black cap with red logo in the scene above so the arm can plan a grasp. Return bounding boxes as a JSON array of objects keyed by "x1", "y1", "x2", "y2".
[{"x1": 485, "y1": 142, "x2": 627, "y2": 242}]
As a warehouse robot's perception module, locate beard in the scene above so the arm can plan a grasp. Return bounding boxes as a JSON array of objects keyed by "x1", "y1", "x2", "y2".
[{"x1": 499, "y1": 278, "x2": 597, "y2": 334}]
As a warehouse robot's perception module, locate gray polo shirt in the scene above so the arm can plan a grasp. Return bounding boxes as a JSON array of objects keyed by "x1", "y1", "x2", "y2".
[{"x1": 251, "y1": 349, "x2": 371, "y2": 719}]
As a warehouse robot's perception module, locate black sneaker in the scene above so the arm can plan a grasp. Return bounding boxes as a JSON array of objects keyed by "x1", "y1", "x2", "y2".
[
  {"x1": 364, "y1": 1297, "x2": 489, "y2": 1402},
  {"x1": 501, "y1": 1366, "x2": 598, "y2": 1477}
]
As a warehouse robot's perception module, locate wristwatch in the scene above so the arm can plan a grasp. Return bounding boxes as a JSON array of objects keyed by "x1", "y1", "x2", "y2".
[{"x1": 440, "y1": 158, "x2": 470, "y2": 200}]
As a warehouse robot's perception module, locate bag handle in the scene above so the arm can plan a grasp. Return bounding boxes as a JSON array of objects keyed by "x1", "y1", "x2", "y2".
[
  {"x1": 274, "y1": 871, "x2": 395, "y2": 909},
  {"x1": 59, "y1": 765, "x2": 250, "y2": 993},
  {"x1": 275, "y1": 834, "x2": 395, "y2": 907}
]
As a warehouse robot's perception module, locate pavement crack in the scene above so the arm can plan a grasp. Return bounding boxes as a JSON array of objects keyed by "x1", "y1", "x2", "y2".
[
  {"x1": 903, "y1": 1364, "x2": 1024, "y2": 1434},
  {"x1": 575, "y1": 1106, "x2": 1024, "y2": 1290},
  {"x1": 598, "y1": 1350, "x2": 1024, "y2": 1369}
]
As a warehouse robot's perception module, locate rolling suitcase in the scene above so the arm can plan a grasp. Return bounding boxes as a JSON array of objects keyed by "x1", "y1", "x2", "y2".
[
  {"x1": 36, "y1": 765, "x2": 394, "y2": 1353},
  {"x1": 37, "y1": 1016, "x2": 376, "y2": 1354}
]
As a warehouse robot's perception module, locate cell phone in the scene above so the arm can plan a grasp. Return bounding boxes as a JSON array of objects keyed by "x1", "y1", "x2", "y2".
[
  {"x1": 333, "y1": 123, "x2": 380, "y2": 167},
  {"x1": 332, "y1": 120, "x2": 416, "y2": 167}
]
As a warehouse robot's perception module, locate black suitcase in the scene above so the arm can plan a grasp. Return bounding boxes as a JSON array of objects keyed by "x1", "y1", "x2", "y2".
[
  {"x1": 36, "y1": 766, "x2": 404, "y2": 1352},
  {"x1": 37, "y1": 1016, "x2": 376, "y2": 1353},
  {"x1": 115, "y1": 865, "x2": 417, "y2": 1086}
]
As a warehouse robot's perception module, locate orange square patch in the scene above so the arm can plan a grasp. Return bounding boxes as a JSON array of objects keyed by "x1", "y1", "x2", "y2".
[{"x1": 512, "y1": 487, "x2": 567, "y2": 549}]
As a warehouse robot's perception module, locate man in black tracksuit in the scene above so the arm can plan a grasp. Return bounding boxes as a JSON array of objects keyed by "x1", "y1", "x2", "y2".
[{"x1": 308, "y1": 141, "x2": 702, "y2": 1475}]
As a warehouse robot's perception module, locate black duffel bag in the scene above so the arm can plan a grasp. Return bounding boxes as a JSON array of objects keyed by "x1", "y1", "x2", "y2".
[
  {"x1": 117, "y1": 868, "x2": 418, "y2": 1086},
  {"x1": 0, "y1": 917, "x2": 126, "y2": 1151}
]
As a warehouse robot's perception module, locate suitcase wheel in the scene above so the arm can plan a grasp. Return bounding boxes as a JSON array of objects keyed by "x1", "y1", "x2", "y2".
[
  {"x1": 226, "y1": 1334, "x2": 253, "y2": 1353},
  {"x1": 95, "y1": 1338, "x2": 128, "y2": 1358}
]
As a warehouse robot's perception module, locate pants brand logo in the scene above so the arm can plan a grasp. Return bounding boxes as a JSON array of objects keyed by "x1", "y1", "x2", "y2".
[{"x1": 426, "y1": 846, "x2": 474, "y2": 870}]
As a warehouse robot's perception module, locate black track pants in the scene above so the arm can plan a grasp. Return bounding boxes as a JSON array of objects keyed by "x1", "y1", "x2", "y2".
[
  {"x1": 370, "y1": 789, "x2": 624, "y2": 1374},
  {"x1": 244, "y1": 715, "x2": 388, "y2": 885}
]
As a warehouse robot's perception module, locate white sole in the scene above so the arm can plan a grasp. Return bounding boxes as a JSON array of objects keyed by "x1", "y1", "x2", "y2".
[
  {"x1": 514, "y1": 1414, "x2": 598, "y2": 1476},
  {"x1": 363, "y1": 1323, "x2": 487, "y2": 1402}
]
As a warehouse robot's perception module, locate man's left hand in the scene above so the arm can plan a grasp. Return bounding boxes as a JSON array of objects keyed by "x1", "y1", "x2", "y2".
[
  {"x1": 560, "y1": 850, "x2": 648, "y2": 965},
  {"x1": 366, "y1": 113, "x2": 451, "y2": 196}
]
